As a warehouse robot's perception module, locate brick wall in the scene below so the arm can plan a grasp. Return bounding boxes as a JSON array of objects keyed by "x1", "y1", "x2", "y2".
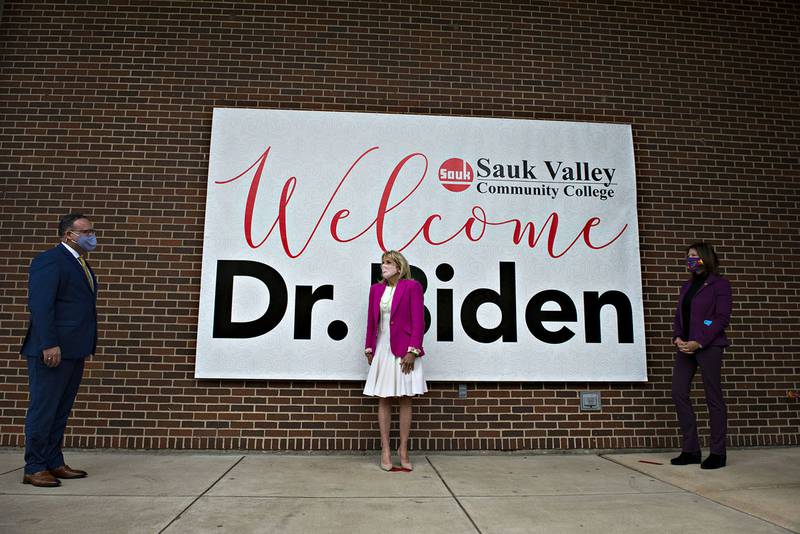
[{"x1": 1, "y1": 0, "x2": 798, "y2": 451}]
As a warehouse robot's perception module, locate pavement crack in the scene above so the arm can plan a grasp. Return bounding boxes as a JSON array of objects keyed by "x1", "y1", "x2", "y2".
[
  {"x1": 599, "y1": 454, "x2": 798, "y2": 534},
  {"x1": 158, "y1": 454, "x2": 246, "y2": 533},
  {"x1": 0, "y1": 467, "x2": 22, "y2": 477},
  {"x1": 425, "y1": 455, "x2": 483, "y2": 534}
]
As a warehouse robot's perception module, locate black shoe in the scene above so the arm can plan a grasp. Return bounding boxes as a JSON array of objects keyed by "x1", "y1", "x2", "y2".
[
  {"x1": 701, "y1": 453, "x2": 726, "y2": 469},
  {"x1": 670, "y1": 451, "x2": 701, "y2": 465}
]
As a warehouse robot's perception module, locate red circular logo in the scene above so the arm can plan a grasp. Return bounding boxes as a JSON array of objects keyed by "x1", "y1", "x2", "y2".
[{"x1": 438, "y1": 158, "x2": 474, "y2": 192}]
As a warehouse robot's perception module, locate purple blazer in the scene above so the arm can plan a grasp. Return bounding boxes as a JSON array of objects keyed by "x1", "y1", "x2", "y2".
[
  {"x1": 672, "y1": 274, "x2": 732, "y2": 348},
  {"x1": 364, "y1": 278, "x2": 426, "y2": 357}
]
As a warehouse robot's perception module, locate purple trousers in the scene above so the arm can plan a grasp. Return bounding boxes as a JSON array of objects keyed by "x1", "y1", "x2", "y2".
[{"x1": 671, "y1": 345, "x2": 727, "y2": 455}]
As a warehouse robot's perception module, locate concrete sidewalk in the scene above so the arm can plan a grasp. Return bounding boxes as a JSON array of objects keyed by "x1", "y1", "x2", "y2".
[{"x1": 0, "y1": 448, "x2": 797, "y2": 533}]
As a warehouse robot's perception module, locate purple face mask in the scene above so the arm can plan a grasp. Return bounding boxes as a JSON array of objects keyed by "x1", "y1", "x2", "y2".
[{"x1": 686, "y1": 256, "x2": 704, "y2": 273}]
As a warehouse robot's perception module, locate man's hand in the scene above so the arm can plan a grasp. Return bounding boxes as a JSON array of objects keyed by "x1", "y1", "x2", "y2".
[{"x1": 42, "y1": 346, "x2": 61, "y2": 368}]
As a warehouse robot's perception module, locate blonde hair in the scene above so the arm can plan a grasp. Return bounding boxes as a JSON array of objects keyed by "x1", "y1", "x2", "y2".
[{"x1": 380, "y1": 250, "x2": 412, "y2": 283}]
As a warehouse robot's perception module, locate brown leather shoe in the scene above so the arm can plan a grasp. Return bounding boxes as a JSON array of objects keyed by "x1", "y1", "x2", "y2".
[
  {"x1": 49, "y1": 465, "x2": 88, "y2": 479},
  {"x1": 23, "y1": 470, "x2": 61, "y2": 487}
]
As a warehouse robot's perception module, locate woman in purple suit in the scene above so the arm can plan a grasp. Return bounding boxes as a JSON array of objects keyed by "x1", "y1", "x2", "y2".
[
  {"x1": 363, "y1": 250, "x2": 427, "y2": 471},
  {"x1": 670, "y1": 242, "x2": 732, "y2": 469}
]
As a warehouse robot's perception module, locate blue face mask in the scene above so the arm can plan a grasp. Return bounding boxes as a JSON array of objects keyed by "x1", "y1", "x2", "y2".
[{"x1": 71, "y1": 232, "x2": 97, "y2": 252}]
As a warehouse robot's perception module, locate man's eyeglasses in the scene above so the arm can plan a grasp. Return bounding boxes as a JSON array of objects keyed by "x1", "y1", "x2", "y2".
[{"x1": 71, "y1": 228, "x2": 97, "y2": 235}]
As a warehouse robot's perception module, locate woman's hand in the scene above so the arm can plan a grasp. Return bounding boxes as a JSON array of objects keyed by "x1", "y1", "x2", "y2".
[
  {"x1": 677, "y1": 340, "x2": 702, "y2": 354},
  {"x1": 365, "y1": 350, "x2": 373, "y2": 365},
  {"x1": 400, "y1": 352, "x2": 416, "y2": 374}
]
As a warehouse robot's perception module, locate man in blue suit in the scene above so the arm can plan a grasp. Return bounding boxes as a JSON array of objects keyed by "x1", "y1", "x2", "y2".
[{"x1": 20, "y1": 213, "x2": 98, "y2": 487}]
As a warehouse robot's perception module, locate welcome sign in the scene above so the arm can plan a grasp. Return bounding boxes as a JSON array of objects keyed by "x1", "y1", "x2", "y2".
[{"x1": 196, "y1": 109, "x2": 647, "y2": 381}]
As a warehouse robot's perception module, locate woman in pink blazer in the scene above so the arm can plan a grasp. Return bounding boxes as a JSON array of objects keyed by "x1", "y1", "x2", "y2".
[{"x1": 363, "y1": 250, "x2": 427, "y2": 471}]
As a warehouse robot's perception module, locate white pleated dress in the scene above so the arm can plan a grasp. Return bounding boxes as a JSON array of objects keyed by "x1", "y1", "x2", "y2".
[{"x1": 363, "y1": 284, "x2": 428, "y2": 397}]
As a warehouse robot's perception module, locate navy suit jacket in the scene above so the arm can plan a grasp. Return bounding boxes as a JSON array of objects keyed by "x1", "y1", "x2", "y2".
[
  {"x1": 672, "y1": 273, "x2": 732, "y2": 348},
  {"x1": 20, "y1": 244, "x2": 98, "y2": 359}
]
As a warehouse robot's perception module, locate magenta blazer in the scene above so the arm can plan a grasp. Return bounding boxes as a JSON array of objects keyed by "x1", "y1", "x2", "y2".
[
  {"x1": 672, "y1": 274, "x2": 732, "y2": 348},
  {"x1": 364, "y1": 278, "x2": 426, "y2": 357}
]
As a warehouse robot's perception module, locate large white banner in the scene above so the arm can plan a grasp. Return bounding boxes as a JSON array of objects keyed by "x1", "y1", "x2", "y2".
[{"x1": 196, "y1": 109, "x2": 646, "y2": 381}]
